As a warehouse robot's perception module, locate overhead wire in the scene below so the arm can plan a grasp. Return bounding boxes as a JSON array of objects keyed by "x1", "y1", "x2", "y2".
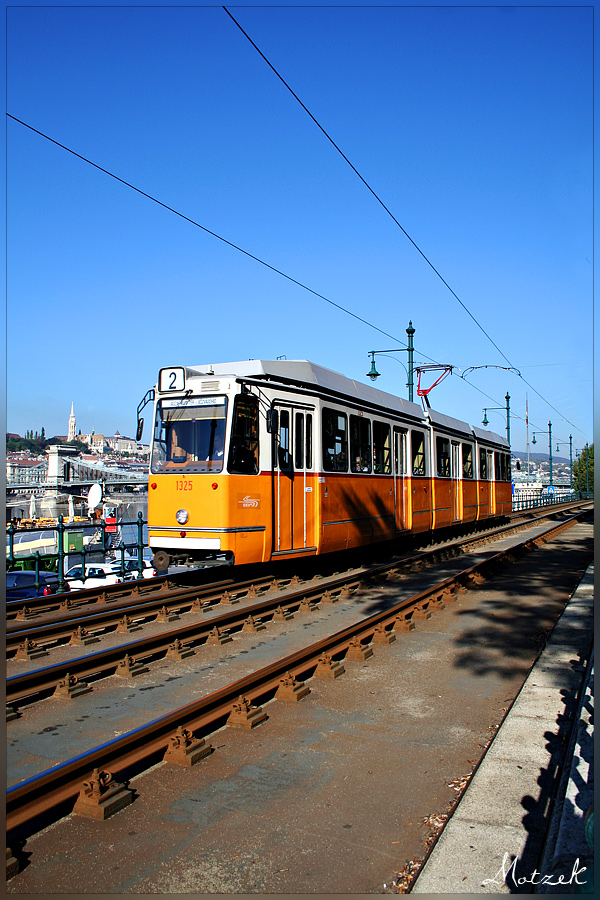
[
  {"x1": 5, "y1": 113, "x2": 542, "y2": 431},
  {"x1": 5, "y1": 112, "x2": 578, "y2": 437},
  {"x1": 5, "y1": 112, "x2": 436, "y2": 359},
  {"x1": 223, "y1": 7, "x2": 586, "y2": 436}
]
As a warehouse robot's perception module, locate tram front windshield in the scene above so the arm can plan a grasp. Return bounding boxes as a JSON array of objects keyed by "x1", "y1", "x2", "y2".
[{"x1": 151, "y1": 397, "x2": 227, "y2": 474}]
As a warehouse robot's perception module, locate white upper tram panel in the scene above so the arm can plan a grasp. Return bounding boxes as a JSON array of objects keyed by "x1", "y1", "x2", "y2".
[
  {"x1": 183, "y1": 359, "x2": 426, "y2": 420},
  {"x1": 167, "y1": 359, "x2": 509, "y2": 448}
]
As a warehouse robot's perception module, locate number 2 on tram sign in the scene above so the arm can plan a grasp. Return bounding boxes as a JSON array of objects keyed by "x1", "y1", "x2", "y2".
[{"x1": 159, "y1": 367, "x2": 185, "y2": 392}]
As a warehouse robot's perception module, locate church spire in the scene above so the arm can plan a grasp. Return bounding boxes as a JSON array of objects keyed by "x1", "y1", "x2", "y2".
[{"x1": 68, "y1": 402, "x2": 77, "y2": 442}]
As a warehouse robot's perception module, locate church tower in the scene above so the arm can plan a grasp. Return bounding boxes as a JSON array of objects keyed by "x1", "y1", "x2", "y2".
[{"x1": 68, "y1": 402, "x2": 77, "y2": 442}]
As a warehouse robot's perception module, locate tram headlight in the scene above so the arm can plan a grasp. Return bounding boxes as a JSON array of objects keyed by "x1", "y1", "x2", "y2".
[{"x1": 175, "y1": 509, "x2": 189, "y2": 525}]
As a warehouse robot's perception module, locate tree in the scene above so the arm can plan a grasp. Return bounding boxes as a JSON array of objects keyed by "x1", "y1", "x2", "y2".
[
  {"x1": 64, "y1": 439, "x2": 88, "y2": 453},
  {"x1": 572, "y1": 444, "x2": 594, "y2": 495}
]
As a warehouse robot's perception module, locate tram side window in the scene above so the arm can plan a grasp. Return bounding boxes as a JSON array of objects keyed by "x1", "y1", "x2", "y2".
[
  {"x1": 350, "y1": 415, "x2": 372, "y2": 473},
  {"x1": 500, "y1": 453, "x2": 508, "y2": 482},
  {"x1": 323, "y1": 408, "x2": 348, "y2": 472},
  {"x1": 227, "y1": 395, "x2": 259, "y2": 475},
  {"x1": 306, "y1": 414, "x2": 313, "y2": 469},
  {"x1": 436, "y1": 436, "x2": 451, "y2": 477},
  {"x1": 278, "y1": 410, "x2": 292, "y2": 470},
  {"x1": 462, "y1": 443, "x2": 473, "y2": 479},
  {"x1": 506, "y1": 453, "x2": 511, "y2": 481},
  {"x1": 494, "y1": 452, "x2": 502, "y2": 481},
  {"x1": 412, "y1": 431, "x2": 426, "y2": 476},
  {"x1": 294, "y1": 413, "x2": 304, "y2": 470},
  {"x1": 479, "y1": 447, "x2": 488, "y2": 480},
  {"x1": 373, "y1": 421, "x2": 391, "y2": 474}
]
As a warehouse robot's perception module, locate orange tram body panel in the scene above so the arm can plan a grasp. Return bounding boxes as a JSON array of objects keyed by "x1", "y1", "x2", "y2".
[{"x1": 143, "y1": 360, "x2": 512, "y2": 571}]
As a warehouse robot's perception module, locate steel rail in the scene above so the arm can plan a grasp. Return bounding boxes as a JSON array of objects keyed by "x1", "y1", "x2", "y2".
[
  {"x1": 5, "y1": 575, "x2": 362, "y2": 704},
  {"x1": 6, "y1": 508, "x2": 591, "y2": 705},
  {"x1": 6, "y1": 510, "x2": 588, "y2": 842},
  {"x1": 5, "y1": 571, "x2": 239, "y2": 620},
  {"x1": 6, "y1": 574, "x2": 171, "y2": 619},
  {"x1": 6, "y1": 574, "x2": 287, "y2": 653},
  {"x1": 7, "y1": 502, "x2": 589, "y2": 637},
  {"x1": 7, "y1": 499, "x2": 587, "y2": 621}
]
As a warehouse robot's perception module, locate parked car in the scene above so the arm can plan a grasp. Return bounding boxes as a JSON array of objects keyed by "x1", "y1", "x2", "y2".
[
  {"x1": 6, "y1": 570, "x2": 70, "y2": 600},
  {"x1": 64, "y1": 564, "x2": 123, "y2": 591},
  {"x1": 108, "y1": 558, "x2": 158, "y2": 580}
]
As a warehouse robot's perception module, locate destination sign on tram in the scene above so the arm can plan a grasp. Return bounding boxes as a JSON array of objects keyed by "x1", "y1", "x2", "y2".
[{"x1": 161, "y1": 396, "x2": 226, "y2": 409}]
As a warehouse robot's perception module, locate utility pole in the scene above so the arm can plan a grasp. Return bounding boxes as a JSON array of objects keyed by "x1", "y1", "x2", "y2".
[
  {"x1": 526, "y1": 393, "x2": 530, "y2": 477},
  {"x1": 505, "y1": 393, "x2": 510, "y2": 446},
  {"x1": 548, "y1": 421, "x2": 553, "y2": 487},
  {"x1": 569, "y1": 435, "x2": 573, "y2": 492},
  {"x1": 406, "y1": 321, "x2": 415, "y2": 403}
]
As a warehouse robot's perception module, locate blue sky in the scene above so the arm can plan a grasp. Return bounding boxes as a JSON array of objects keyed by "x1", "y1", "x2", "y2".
[{"x1": 6, "y1": 3, "x2": 593, "y2": 454}]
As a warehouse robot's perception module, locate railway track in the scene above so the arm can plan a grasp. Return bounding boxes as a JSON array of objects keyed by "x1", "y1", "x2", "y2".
[
  {"x1": 6, "y1": 498, "x2": 586, "y2": 624},
  {"x1": 6, "y1": 505, "x2": 591, "y2": 706},
  {"x1": 7, "y1": 500, "x2": 590, "y2": 637},
  {"x1": 6, "y1": 504, "x2": 590, "y2": 694},
  {"x1": 6, "y1": 505, "x2": 592, "y2": 849}
]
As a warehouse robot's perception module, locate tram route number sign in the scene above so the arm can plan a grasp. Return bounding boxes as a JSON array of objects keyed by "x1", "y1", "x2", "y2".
[{"x1": 159, "y1": 367, "x2": 185, "y2": 392}]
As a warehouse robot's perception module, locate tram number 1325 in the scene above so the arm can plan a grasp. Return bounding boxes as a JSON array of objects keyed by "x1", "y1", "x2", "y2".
[{"x1": 176, "y1": 480, "x2": 193, "y2": 491}]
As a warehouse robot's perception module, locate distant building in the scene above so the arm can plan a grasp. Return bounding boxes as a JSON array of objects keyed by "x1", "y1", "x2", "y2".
[
  {"x1": 6, "y1": 453, "x2": 48, "y2": 484},
  {"x1": 105, "y1": 431, "x2": 139, "y2": 455},
  {"x1": 88, "y1": 433, "x2": 107, "y2": 454}
]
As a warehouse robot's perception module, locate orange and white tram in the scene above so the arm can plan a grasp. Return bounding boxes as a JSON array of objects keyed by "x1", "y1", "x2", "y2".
[{"x1": 140, "y1": 360, "x2": 512, "y2": 571}]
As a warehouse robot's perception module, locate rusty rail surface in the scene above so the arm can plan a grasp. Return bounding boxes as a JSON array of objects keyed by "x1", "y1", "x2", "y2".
[
  {"x1": 6, "y1": 510, "x2": 590, "y2": 842},
  {"x1": 5, "y1": 571, "x2": 233, "y2": 619},
  {"x1": 6, "y1": 508, "x2": 591, "y2": 706},
  {"x1": 6, "y1": 504, "x2": 590, "y2": 651},
  {"x1": 7, "y1": 500, "x2": 589, "y2": 622},
  {"x1": 6, "y1": 574, "x2": 290, "y2": 654}
]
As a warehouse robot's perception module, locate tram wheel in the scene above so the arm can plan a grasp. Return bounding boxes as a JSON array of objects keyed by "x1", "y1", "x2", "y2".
[{"x1": 153, "y1": 550, "x2": 170, "y2": 573}]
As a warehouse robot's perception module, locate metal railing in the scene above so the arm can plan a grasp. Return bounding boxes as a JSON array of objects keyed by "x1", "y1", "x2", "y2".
[
  {"x1": 511, "y1": 491, "x2": 582, "y2": 512},
  {"x1": 6, "y1": 513, "x2": 147, "y2": 594}
]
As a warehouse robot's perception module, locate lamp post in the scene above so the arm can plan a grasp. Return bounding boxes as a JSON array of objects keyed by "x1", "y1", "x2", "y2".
[
  {"x1": 482, "y1": 392, "x2": 511, "y2": 446},
  {"x1": 555, "y1": 435, "x2": 573, "y2": 492},
  {"x1": 367, "y1": 321, "x2": 416, "y2": 402},
  {"x1": 532, "y1": 421, "x2": 553, "y2": 487}
]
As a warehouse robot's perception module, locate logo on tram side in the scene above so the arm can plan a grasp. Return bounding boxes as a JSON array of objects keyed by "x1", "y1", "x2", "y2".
[{"x1": 238, "y1": 495, "x2": 261, "y2": 509}]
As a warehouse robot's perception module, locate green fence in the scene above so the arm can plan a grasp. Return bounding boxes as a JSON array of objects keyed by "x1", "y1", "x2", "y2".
[{"x1": 6, "y1": 513, "x2": 147, "y2": 594}]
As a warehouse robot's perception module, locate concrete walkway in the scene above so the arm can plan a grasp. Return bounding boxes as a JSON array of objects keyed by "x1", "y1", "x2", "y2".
[{"x1": 412, "y1": 564, "x2": 594, "y2": 894}]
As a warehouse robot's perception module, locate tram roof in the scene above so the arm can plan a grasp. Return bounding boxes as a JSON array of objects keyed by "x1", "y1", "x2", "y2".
[
  {"x1": 189, "y1": 358, "x2": 426, "y2": 421},
  {"x1": 472, "y1": 425, "x2": 510, "y2": 449},
  {"x1": 186, "y1": 359, "x2": 510, "y2": 446}
]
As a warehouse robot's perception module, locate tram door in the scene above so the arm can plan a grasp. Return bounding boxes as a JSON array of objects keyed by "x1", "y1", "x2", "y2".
[
  {"x1": 488, "y1": 451, "x2": 496, "y2": 516},
  {"x1": 451, "y1": 441, "x2": 461, "y2": 521},
  {"x1": 273, "y1": 405, "x2": 315, "y2": 554},
  {"x1": 393, "y1": 427, "x2": 408, "y2": 531}
]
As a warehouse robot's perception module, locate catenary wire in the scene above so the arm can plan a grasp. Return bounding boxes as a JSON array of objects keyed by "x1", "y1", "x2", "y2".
[
  {"x1": 6, "y1": 114, "x2": 419, "y2": 353},
  {"x1": 5, "y1": 113, "x2": 574, "y2": 436},
  {"x1": 223, "y1": 7, "x2": 586, "y2": 437}
]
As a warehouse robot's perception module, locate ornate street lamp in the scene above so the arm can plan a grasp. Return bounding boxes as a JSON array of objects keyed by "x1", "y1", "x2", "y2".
[
  {"x1": 555, "y1": 435, "x2": 573, "y2": 492},
  {"x1": 367, "y1": 321, "x2": 416, "y2": 401},
  {"x1": 481, "y1": 393, "x2": 511, "y2": 446},
  {"x1": 532, "y1": 421, "x2": 553, "y2": 486}
]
